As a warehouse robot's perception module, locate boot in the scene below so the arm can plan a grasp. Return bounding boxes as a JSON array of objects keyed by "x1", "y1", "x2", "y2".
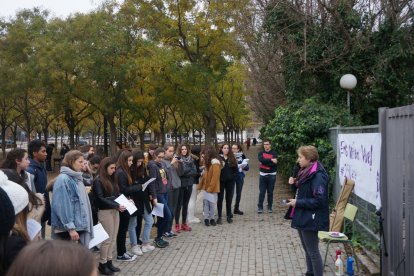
[
  {"x1": 107, "y1": 260, "x2": 120, "y2": 272},
  {"x1": 98, "y1": 263, "x2": 114, "y2": 275}
]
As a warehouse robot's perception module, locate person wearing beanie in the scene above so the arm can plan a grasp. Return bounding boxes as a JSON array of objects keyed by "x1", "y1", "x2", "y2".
[
  {"x1": 0, "y1": 187, "x2": 15, "y2": 276},
  {"x1": 0, "y1": 170, "x2": 30, "y2": 274}
]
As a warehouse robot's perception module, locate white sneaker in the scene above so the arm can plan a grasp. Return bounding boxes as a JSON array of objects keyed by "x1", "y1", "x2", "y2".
[
  {"x1": 141, "y1": 244, "x2": 155, "y2": 253},
  {"x1": 125, "y1": 251, "x2": 138, "y2": 260},
  {"x1": 131, "y1": 245, "x2": 143, "y2": 256}
]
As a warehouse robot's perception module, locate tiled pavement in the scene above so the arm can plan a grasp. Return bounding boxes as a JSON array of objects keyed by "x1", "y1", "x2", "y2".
[{"x1": 109, "y1": 147, "x2": 340, "y2": 276}]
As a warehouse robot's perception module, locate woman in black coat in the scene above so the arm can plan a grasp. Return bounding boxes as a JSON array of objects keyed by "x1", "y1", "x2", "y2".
[{"x1": 288, "y1": 145, "x2": 329, "y2": 276}]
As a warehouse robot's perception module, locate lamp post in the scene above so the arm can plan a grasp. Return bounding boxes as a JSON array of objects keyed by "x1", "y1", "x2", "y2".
[{"x1": 340, "y1": 74, "x2": 357, "y2": 113}]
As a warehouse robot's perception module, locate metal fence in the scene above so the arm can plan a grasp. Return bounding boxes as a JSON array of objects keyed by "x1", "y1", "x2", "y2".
[{"x1": 379, "y1": 105, "x2": 414, "y2": 276}]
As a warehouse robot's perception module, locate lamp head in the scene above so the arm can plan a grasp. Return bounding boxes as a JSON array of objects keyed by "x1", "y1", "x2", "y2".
[{"x1": 340, "y1": 74, "x2": 357, "y2": 90}]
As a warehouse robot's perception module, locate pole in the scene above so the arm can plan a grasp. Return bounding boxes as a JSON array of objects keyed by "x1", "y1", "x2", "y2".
[{"x1": 347, "y1": 90, "x2": 351, "y2": 114}]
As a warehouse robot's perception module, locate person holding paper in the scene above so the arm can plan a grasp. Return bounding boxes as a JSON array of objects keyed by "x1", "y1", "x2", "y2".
[
  {"x1": 198, "y1": 146, "x2": 222, "y2": 227},
  {"x1": 130, "y1": 150, "x2": 155, "y2": 253},
  {"x1": 94, "y1": 157, "x2": 126, "y2": 275},
  {"x1": 232, "y1": 144, "x2": 249, "y2": 215},
  {"x1": 50, "y1": 150, "x2": 94, "y2": 247},
  {"x1": 147, "y1": 148, "x2": 172, "y2": 248},
  {"x1": 115, "y1": 150, "x2": 140, "y2": 262}
]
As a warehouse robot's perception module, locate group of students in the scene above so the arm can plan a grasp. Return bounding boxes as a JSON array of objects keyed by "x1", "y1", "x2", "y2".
[{"x1": 0, "y1": 140, "x2": 249, "y2": 276}]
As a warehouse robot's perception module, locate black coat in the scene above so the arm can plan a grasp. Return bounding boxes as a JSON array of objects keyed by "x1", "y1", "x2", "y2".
[
  {"x1": 93, "y1": 176, "x2": 120, "y2": 210},
  {"x1": 291, "y1": 162, "x2": 329, "y2": 232}
]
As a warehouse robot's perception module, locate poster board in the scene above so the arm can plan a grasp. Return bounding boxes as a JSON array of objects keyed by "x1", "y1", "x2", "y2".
[{"x1": 338, "y1": 133, "x2": 381, "y2": 208}]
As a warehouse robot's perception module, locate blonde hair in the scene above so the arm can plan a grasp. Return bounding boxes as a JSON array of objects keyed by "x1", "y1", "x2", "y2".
[
  {"x1": 297, "y1": 145, "x2": 319, "y2": 162},
  {"x1": 61, "y1": 150, "x2": 84, "y2": 170}
]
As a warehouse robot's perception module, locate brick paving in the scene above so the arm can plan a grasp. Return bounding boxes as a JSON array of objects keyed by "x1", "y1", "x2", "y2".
[{"x1": 109, "y1": 146, "x2": 338, "y2": 276}]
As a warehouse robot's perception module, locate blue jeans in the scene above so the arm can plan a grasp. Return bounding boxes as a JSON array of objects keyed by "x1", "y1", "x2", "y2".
[
  {"x1": 128, "y1": 215, "x2": 138, "y2": 246},
  {"x1": 258, "y1": 174, "x2": 276, "y2": 209},
  {"x1": 156, "y1": 193, "x2": 172, "y2": 239},
  {"x1": 142, "y1": 208, "x2": 154, "y2": 244}
]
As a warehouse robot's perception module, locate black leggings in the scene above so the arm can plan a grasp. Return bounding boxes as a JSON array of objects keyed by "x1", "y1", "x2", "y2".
[
  {"x1": 175, "y1": 185, "x2": 192, "y2": 224},
  {"x1": 116, "y1": 211, "x2": 130, "y2": 256},
  {"x1": 217, "y1": 180, "x2": 235, "y2": 218}
]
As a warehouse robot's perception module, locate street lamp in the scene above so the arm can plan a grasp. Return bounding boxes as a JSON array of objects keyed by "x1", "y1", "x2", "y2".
[{"x1": 340, "y1": 74, "x2": 357, "y2": 113}]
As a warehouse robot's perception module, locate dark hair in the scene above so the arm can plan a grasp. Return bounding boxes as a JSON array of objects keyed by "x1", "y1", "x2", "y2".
[
  {"x1": 220, "y1": 143, "x2": 237, "y2": 167},
  {"x1": 98, "y1": 157, "x2": 118, "y2": 196},
  {"x1": 153, "y1": 147, "x2": 165, "y2": 158},
  {"x1": 89, "y1": 155, "x2": 102, "y2": 166},
  {"x1": 6, "y1": 240, "x2": 96, "y2": 276},
  {"x1": 191, "y1": 145, "x2": 201, "y2": 156},
  {"x1": 1, "y1": 169, "x2": 42, "y2": 210},
  {"x1": 61, "y1": 150, "x2": 84, "y2": 171},
  {"x1": 263, "y1": 138, "x2": 271, "y2": 144},
  {"x1": 203, "y1": 146, "x2": 221, "y2": 170},
  {"x1": 27, "y1": 140, "x2": 45, "y2": 158},
  {"x1": 176, "y1": 144, "x2": 190, "y2": 157},
  {"x1": 1, "y1": 149, "x2": 27, "y2": 178},
  {"x1": 116, "y1": 151, "x2": 133, "y2": 185},
  {"x1": 232, "y1": 144, "x2": 242, "y2": 152},
  {"x1": 80, "y1": 145, "x2": 93, "y2": 154},
  {"x1": 131, "y1": 150, "x2": 147, "y2": 180}
]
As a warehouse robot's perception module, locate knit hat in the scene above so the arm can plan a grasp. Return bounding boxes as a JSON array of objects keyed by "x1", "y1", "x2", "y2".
[
  {"x1": 0, "y1": 170, "x2": 29, "y2": 214},
  {"x1": 0, "y1": 187, "x2": 15, "y2": 235}
]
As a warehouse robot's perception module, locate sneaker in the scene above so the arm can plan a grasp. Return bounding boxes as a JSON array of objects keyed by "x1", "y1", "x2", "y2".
[
  {"x1": 227, "y1": 217, "x2": 233, "y2": 223},
  {"x1": 163, "y1": 232, "x2": 175, "y2": 239},
  {"x1": 141, "y1": 244, "x2": 156, "y2": 253},
  {"x1": 210, "y1": 219, "x2": 216, "y2": 226},
  {"x1": 125, "y1": 252, "x2": 138, "y2": 259},
  {"x1": 204, "y1": 219, "x2": 210, "y2": 226},
  {"x1": 181, "y1": 223, "x2": 192, "y2": 231},
  {"x1": 117, "y1": 253, "x2": 136, "y2": 262},
  {"x1": 174, "y1": 224, "x2": 181, "y2": 233},
  {"x1": 257, "y1": 208, "x2": 263, "y2": 214},
  {"x1": 217, "y1": 217, "x2": 223, "y2": 225},
  {"x1": 154, "y1": 238, "x2": 169, "y2": 248},
  {"x1": 268, "y1": 208, "x2": 273, "y2": 213},
  {"x1": 131, "y1": 245, "x2": 143, "y2": 256}
]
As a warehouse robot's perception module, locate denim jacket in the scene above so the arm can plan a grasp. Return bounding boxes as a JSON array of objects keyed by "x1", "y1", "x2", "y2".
[{"x1": 51, "y1": 171, "x2": 92, "y2": 232}]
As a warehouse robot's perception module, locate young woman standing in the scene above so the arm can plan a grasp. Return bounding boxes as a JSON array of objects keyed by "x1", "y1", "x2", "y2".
[
  {"x1": 130, "y1": 150, "x2": 155, "y2": 253},
  {"x1": 175, "y1": 145, "x2": 197, "y2": 231},
  {"x1": 217, "y1": 144, "x2": 238, "y2": 224},
  {"x1": 93, "y1": 157, "x2": 126, "y2": 275},
  {"x1": 116, "y1": 151, "x2": 140, "y2": 262},
  {"x1": 198, "y1": 146, "x2": 221, "y2": 226},
  {"x1": 231, "y1": 144, "x2": 249, "y2": 215}
]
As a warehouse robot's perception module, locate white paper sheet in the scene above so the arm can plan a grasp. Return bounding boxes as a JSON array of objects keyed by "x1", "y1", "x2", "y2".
[
  {"x1": 88, "y1": 223, "x2": 109, "y2": 249},
  {"x1": 142, "y1": 178, "x2": 156, "y2": 191},
  {"x1": 151, "y1": 203, "x2": 164, "y2": 217},
  {"x1": 26, "y1": 219, "x2": 42, "y2": 240},
  {"x1": 115, "y1": 194, "x2": 138, "y2": 215}
]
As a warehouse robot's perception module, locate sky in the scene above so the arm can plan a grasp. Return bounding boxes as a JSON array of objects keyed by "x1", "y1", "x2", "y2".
[{"x1": 0, "y1": 0, "x2": 110, "y2": 19}]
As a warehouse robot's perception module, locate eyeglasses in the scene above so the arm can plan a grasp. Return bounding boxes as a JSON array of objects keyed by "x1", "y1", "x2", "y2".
[{"x1": 156, "y1": 155, "x2": 164, "y2": 159}]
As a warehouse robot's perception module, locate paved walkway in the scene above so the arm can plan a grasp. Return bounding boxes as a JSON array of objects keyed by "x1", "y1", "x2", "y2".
[{"x1": 114, "y1": 146, "x2": 337, "y2": 275}]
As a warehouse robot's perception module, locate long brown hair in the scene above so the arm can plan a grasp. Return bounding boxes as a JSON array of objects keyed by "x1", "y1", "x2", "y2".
[
  {"x1": 131, "y1": 150, "x2": 147, "y2": 181},
  {"x1": 116, "y1": 150, "x2": 133, "y2": 185},
  {"x1": 12, "y1": 206, "x2": 30, "y2": 242},
  {"x1": 220, "y1": 143, "x2": 237, "y2": 167},
  {"x1": 98, "y1": 157, "x2": 118, "y2": 196},
  {"x1": 6, "y1": 240, "x2": 96, "y2": 276},
  {"x1": 176, "y1": 144, "x2": 190, "y2": 157},
  {"x1": 203, "y1": 146, "x2": 221, "y2": 170}
]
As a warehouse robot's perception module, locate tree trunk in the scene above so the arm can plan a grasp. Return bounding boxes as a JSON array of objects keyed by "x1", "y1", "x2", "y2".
[
  {"x1": 108, "y1": 113, "x2": 118, "y2": 157},
  {"x1": 1, "y1": 127, "x2": 6, "y2": 158}
]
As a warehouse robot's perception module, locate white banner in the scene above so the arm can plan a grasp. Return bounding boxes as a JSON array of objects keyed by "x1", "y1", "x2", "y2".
[{"x1": 338, "y1": 133, "x2": 381, "y2": 208}]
